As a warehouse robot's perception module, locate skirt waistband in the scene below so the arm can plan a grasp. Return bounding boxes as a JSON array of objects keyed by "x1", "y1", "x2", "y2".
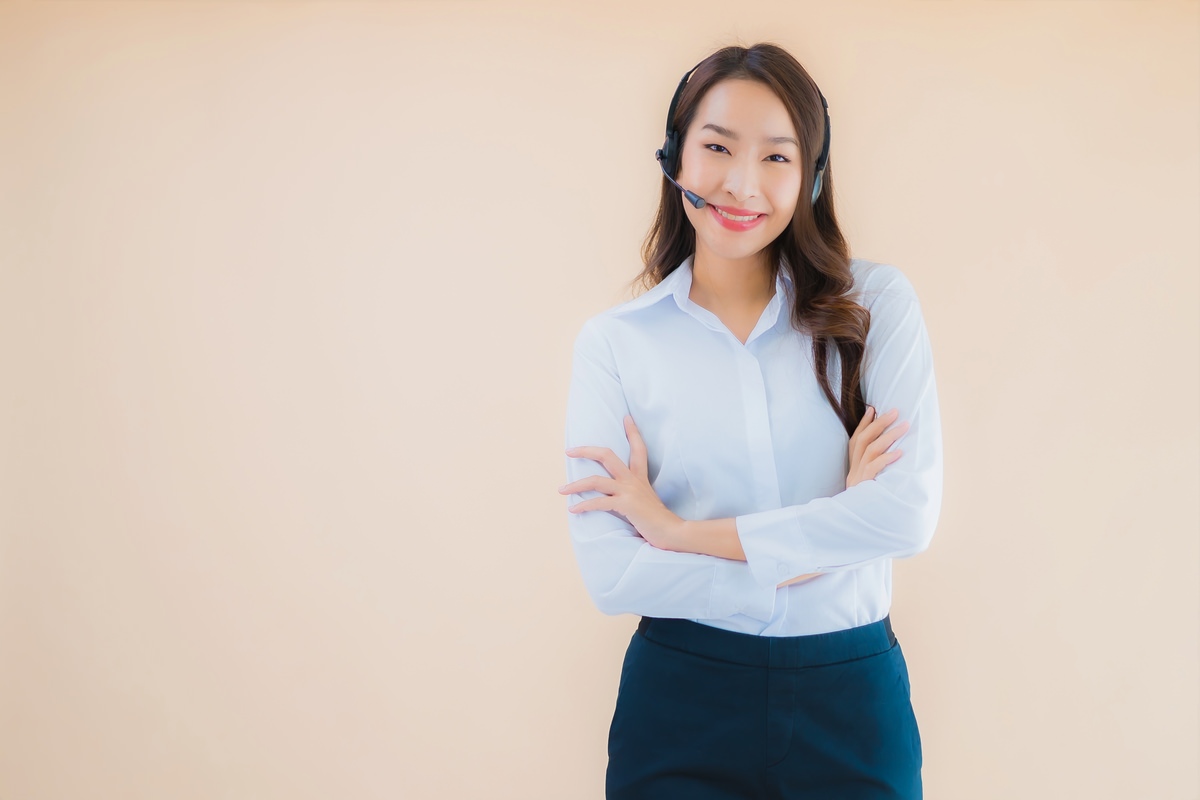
[{"x1": 636, "y1": 615, "x2": 896, "y2": 668}]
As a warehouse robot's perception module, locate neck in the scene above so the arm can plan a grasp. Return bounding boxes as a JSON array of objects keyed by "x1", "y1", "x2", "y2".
[{"x1": 689, "y1": 247, "x2": 775, "y2": 313}]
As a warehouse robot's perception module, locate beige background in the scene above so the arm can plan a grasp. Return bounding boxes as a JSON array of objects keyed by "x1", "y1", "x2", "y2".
[{"x1": 1, "y1": 1, "x2": 1197, "y2": 798}]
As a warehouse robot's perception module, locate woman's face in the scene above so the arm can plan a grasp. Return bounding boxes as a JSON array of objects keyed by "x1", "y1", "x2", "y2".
[{"x1": 675, "y1": 78, "x2": 804, "y2": 266}]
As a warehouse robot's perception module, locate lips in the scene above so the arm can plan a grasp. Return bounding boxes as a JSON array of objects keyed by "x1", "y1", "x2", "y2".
[
  {"x1": 713, "y1": 204, "x2": 763, "y2": 217},
  {"x1": 708, "y1": 204, "x2": 767, "y2": 231}
]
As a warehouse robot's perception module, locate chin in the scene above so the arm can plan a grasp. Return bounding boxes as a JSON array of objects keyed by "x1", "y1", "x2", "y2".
[{"x1": 700, "y1": 236, "x2": 770, "y2": 262}]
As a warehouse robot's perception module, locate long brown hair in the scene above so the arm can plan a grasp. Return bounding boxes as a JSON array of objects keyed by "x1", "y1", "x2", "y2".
[{"x1": 630, "y1": 43, "x2": 869, "y2": 438}]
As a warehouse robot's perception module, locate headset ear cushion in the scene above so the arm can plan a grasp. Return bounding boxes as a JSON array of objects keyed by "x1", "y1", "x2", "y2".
[{"x1": 664, "y1": 131, "x2": 679, "y2": 177}]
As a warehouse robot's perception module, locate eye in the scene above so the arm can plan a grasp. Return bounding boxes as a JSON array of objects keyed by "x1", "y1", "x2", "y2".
[{"x1": 704, "y1": 144, "x2": 790, "y2": 163}]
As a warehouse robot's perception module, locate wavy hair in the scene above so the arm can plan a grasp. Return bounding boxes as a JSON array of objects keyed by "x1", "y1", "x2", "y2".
[{"x1": 629, "y1": 42, "x2": 869, "y2": 438}]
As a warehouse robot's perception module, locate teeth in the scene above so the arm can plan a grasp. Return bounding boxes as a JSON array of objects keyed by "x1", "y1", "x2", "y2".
[{"x1": 716, "y1": 207, "x2": 760, "y2": 222}]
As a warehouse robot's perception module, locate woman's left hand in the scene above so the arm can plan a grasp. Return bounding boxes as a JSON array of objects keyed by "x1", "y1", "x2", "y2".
[{"x1": 560, "y1": 414, "x2": 685, "y2": 551}]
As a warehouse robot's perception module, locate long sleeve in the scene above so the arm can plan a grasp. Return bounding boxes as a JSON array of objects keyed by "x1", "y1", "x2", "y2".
[
  {"x1": 734, "y1": 270, "x2": 944, "y2": 588},
  {"x1": 564, "y1": 318, "x2": 777, "y2": 621}
]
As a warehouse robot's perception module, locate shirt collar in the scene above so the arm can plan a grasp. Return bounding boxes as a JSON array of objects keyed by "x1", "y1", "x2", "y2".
[
  {"x1": 610, "y1": 254, "x2": 794, "y2": 340},
  {"x1": 671, "y1": 255, "x2": 793, "y2": 339}
]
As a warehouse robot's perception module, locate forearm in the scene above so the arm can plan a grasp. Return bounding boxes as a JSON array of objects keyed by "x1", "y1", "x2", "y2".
[
  {"x1": 676, "y1": 518, "x2": 821, "y2": 589},
  {"x1": 677, "y1": 517, "x2": 745, "y2": 560}
]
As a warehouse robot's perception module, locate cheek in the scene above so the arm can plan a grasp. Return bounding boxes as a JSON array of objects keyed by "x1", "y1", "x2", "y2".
[
  {"x1": 766, "y1": 208, "x2": 795, "y2": 237},
  {"x1": 683, "y1": 158, "x2": 720, "y2": 189},
  {"x1": 768, "y1": 189, "x2": 801, "y2": 231}
]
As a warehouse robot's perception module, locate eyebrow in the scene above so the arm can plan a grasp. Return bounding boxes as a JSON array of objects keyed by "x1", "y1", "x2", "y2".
[{"x1": 701, "y1": 123, "x2": 799, "y2": 148}]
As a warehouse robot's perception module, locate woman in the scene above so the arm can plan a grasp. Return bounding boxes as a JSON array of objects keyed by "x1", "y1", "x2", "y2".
[{"x1": 559, "y1": 42, "x2": 942, "y2": 799}]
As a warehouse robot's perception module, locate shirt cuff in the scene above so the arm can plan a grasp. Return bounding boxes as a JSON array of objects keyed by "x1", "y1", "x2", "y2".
[
  {"x1": 734, "y1": 506, "x2": 807, "y2": 588},
  {"x1": 710, "y1": 559, "x2": 777, "y2": 623}
]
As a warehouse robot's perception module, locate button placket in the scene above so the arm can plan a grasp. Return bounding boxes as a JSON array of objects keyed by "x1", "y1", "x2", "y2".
[{"x1": 736, "y1": 349, "x2": 782, "y2": 510}]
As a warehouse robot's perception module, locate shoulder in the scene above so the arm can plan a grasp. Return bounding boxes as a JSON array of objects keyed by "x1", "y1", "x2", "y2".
[
  {"x1": 849, "y1": 258, "x2": 922, "y2": 311},
  {"x1": 572, "y1": 276, "x2": 677, "y2": 351}
]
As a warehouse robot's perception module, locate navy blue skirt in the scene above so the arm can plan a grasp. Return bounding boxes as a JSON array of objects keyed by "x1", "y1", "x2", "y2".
[{"x1": 606, "y1": 614, "x2": 922, "y2": 799}]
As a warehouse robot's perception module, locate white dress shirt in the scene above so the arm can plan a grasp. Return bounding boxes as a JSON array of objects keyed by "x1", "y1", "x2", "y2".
[{"x1": 562, "y1": 254, "x2": 943, "y2": 636}]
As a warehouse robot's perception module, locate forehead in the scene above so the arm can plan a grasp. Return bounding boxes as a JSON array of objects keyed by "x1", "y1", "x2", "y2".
[{"x1": 690, "y1": 78, "x2": 797, "y2": 138}]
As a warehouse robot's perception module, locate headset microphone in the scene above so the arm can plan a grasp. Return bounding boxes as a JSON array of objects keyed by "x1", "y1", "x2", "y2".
[
  {"x1": 655, "y1": 57, "x2": 831, "y2": 208},
  {"x1": 655, "y1": 150, "x2": 708, "y2": 209}
]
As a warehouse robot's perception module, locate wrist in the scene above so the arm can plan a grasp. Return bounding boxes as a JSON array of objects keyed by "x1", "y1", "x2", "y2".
[
  {"x1": 663, "y1": 514, "x2": 691, "y2": 553},
  {"x1": 664, "y1": 517, "x2": 743, "y2": 560}
]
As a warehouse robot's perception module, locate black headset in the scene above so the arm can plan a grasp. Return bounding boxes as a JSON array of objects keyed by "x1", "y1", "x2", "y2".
[{"x1": 654, "y1": 58, "x2": 831, "y2": 209}]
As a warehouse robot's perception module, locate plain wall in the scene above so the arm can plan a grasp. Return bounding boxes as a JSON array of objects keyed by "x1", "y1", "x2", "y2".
[{"x1": 1, "y1": 1, "x2": 1197, "y2": 798}]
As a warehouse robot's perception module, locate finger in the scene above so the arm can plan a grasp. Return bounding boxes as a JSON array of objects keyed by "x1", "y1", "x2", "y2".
[
  {"x1": 870, "y1": 407, "x2": 897, "y2": 427},
  {"x1": 851, "y1": 407, "x2": 873, "y2": 445},
  {"x1": 885, "y1": 419, "x2": 910, "y2": 445},
  {"x1": 625, "y1": 415, "x2": 648, "y2": 479},
  {"x1": 863, "y1": 447, "x2": 904, "y2": 481},
  {"x1": 565, "y1": 445, "x2": 628, "y2": 478},
  {"x1": 568, "y1": 497, "x2": 600, "y2": 514},
  {"x1": 850, "y1": 406, "x2": 880, "y2": 458},
  {"x1": 849, "y1": 430, "x2": 866, "y2": 464},
  {"x1": 568, "y1": 496, "x2": 619, "y2": 515},
  {"x1": 864, "y1": 422, "x2": 908, "y2": 459},
  {"x1": 868, "y1": 420, "x2": 910, "y2": 455},
  {"x1": 865, "y1": 407, "x2": 900, "y2": 439},
  {"x1": 855, "y1": 405, "x2": 875, "y2": 433},
  {"x1": 867, "y1": 449, "x2": 903, "y2": 476},
  {"x1": 559, "y1": 476, "x2": 618, "y2": 496}
]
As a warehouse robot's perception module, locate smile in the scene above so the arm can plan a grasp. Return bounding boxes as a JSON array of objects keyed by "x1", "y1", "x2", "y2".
[{"x1": 709, "y1": 204, "x2": 766, "y2": 231}]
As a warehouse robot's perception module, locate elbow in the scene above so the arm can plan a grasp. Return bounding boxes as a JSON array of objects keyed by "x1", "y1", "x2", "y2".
[
  {"x1": 895, "y1": 501, "x2": 940, "y2": 559},
  {"x1": 898, "y1": 523, "x2": 935, "y2": 559},
  {"x1": 570, "y1": 526, "x2": 644, "y2": 616},
  {"x1": 595, "y1": 600, "x2": 625, "y2": 617},
  {"x1": 579, "y1": 572, "x2": 630, "y2": 617},
  {"x1": 896, "y1": 463, "x2": 942, "y2": 555},
  {"x1": 588, "y1": 589, "x2": 630, "y2": 617}
]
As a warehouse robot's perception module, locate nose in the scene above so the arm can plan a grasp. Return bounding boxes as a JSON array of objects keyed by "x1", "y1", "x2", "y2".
[{"x1": 721, "y1": 155, "x2": 764, "y2": 203}]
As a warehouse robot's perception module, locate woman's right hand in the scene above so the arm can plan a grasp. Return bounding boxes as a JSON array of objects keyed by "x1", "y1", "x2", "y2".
[{"x1": 776, "y1": 405, "x2": 910, "y2": 589}]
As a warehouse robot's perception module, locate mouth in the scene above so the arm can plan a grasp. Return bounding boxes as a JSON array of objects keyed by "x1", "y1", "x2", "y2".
[{"x1": 708, "y1": 204, "x2": 767, "y2": 231}]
